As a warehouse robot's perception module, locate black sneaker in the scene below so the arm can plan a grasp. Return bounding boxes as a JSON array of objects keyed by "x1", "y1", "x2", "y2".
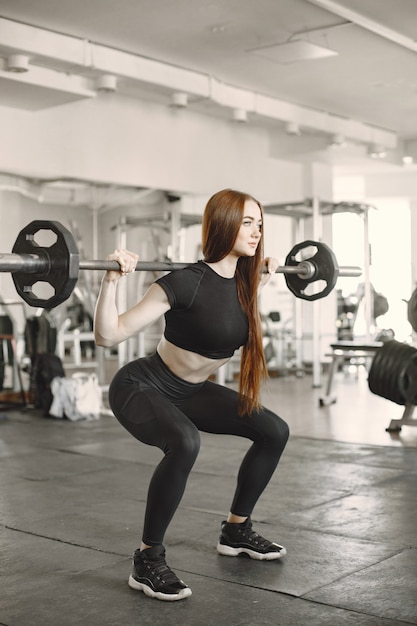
[
  {"x1": 128, "y1": 545, "x2": 192, "y2": 601},
  {"x1": 217, "y1": 518, "x2": 286, "y2": 561}
]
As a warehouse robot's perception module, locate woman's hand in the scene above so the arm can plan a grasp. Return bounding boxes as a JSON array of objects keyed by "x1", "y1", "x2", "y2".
[
  {"x1": 105, "y1": 249, "x2": 139, "y2": 281},
  {"x1": 259, "y1": 257, "x2": 280, "y2": 288}
]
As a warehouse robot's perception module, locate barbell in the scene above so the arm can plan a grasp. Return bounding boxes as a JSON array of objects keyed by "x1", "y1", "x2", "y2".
[{"x1": 0, "y1": 220, "x2": 362, "y2": 309}]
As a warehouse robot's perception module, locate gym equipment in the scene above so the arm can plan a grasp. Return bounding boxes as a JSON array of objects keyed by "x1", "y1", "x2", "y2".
[
  {"x1": 285, "y1": 240, "x2": 338, "y2": 301},
  {"x1": 11, "y1": 220, "x2": 79, "y2": 309},
  {"x1": 407, "y1": 287, "x2": 417, "y2": 332},
  {"x1": 368, "y1": 340, "x2": 417, "y2": 405},
  {"x1": 0, "y1": 220, "x2": 362, "y2": 309},
  {"x1": 368, "y1": 339, "x2": 417, "y2": 432},
  {"x1": 320, "y1": 341, "x2": 382, "y2": 407}
]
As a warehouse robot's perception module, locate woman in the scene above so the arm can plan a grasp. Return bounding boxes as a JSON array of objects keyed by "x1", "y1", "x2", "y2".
[{"x1": 94, "y1": 188, "x2": 290, "y2": 602}]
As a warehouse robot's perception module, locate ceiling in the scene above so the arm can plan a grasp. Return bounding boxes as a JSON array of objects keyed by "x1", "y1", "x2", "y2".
[{"x1": 0, "y1": 0, "x2": 417, "y2": 172}]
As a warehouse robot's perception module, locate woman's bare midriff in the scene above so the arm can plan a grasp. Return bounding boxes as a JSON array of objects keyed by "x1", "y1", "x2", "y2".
[{"x1": 157, "y1": 337, "x2": 231, "y2": 383}]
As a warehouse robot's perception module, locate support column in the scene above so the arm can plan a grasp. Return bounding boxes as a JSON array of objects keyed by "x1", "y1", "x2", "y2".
[{"x1": 302, "y1": 162, "x2": 335, "y2": 388}]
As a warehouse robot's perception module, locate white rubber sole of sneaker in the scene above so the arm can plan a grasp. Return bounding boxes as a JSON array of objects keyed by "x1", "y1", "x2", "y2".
[
  {"x1": 216, "y1": 542, "x2": 286, "y2": 560},
  {"x1": 128, "y1": 575, "x2": 192, "y2": 601}
]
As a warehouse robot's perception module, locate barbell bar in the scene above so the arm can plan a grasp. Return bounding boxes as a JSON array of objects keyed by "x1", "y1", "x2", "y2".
[
  {"x1": 0, "y1": 254, "x2": 362, "y2": 278},
  {"x1": 0, "y1": 220, "x2": 361, "y2": 309},
  {"x1": 79, "y1": 259, "x2": 360, "y2": 278}
]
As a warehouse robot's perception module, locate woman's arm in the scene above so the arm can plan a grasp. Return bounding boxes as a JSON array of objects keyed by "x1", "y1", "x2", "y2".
[{"x1": 93, "y1": 250, "x2": 170, "y2": 347}]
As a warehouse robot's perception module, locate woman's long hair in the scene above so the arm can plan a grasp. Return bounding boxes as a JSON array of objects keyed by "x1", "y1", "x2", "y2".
[{"x1": 202, "y1": 188, "x2": 268, "y2": 415}]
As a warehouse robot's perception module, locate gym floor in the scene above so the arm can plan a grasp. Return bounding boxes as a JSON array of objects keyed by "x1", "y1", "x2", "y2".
[{"x1": 1, "y1": 366, "x2": 416, "y2": 626}]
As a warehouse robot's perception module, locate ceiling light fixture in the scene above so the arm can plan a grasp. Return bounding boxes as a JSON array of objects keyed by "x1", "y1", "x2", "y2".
[
  {"x1": 232, "y1": 108, "x2": 248, "y2": 123},
  {"x1": 368, "y1": 143, "x2": 386, "y2": 159},
  {"x1": 6, "y1": 54, "x2": 30, "y2": 73},
  {"x1": 249, "y1": 40, "x2": 338, "y2": 64},
  {"x1": 329, "y1": 133, "x2": 346, "y2": 147},
  {"x1": 170, "y1": 92, "x2": 188, "y2": 108},
  {"x1": 96, "y1": 74, "x2": 118, "y2": 93},
  {"x1": 285, "y1": 121, "x2": 301, "y2": 135},
  {"x1": 402, "y1": 142, "x2": 414, "y2": 165}
]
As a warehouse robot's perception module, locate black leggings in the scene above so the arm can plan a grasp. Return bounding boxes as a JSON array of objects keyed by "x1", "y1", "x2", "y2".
[{"x1": 108, "y1": 352, "x2": 289, "y2": 546}]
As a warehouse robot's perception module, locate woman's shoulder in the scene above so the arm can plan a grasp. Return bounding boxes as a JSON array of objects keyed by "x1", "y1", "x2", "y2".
[
  {"x1": 154, "y1": 261, "x2": 207, "y2": 308},
  {"x1": 157, "y1": 261, "x2": 206, "y2": 284}
]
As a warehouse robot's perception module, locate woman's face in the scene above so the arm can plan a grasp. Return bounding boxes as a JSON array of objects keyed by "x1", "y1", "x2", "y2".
[{"x1": 231, "y1": 199, "x2": 262, "y2": 258}]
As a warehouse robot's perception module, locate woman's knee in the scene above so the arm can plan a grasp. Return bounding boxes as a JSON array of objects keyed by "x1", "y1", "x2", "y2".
[
  {"x1": 167, "y1": 425, "x2": 201, "y2": 466},
  {"x1": 260, "y1": 409, "x2": 290, "y2": 450},
  {"x1": 276, "y1": 414, "x2": 290, "y2": 444}
]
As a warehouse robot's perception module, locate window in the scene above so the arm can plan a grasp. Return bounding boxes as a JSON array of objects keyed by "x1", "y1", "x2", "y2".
[{"x1": 333, "y1": 200, "x2": 411, "y2": 341}]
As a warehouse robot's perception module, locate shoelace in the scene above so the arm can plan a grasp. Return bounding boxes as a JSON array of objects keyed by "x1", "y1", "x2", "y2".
[
  {"x1": 143, "y1": 554, "x2": 182, "y2": 585},
  {"x1": 238, "y1": 524, "x2": 273, "y2": 548}
]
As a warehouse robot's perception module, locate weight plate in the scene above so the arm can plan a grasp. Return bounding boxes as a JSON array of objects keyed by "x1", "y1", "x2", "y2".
[
  {"x1": 12, "y1": 220, "x2": 79, "y2": 309},
  {"x1": 407, "y1": 288, "x2": 417, "y2": 332},
  {"x1": 284, "y1": 240, "x2": 339, "y2": 301},
  {"x1": 398, "y1": 352, "x2": 417, "y2": 405},
  {"x1": 368, "y1": 340, "x2": 417, "y2": 405}
]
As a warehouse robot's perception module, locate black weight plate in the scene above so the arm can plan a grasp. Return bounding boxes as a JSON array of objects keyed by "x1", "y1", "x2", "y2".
[
  {"x1": 407, "y1": 288, "x2": 417, "y2": 332},
  {"x1": 369, "y1": 340, "x2": 416, "y2": 405},
  {"x1": 12, "y1": 220, "x2": 79, "y2": 309},
  {"x1": 371, "y1": 341, "x2": 414, "y2": 404},
  {"x1": 284, "y1": 240, "x2": 339, "y2": 301},
  {"x1": 398, "y1": 352, "x2": 417, "y2": 405}
]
